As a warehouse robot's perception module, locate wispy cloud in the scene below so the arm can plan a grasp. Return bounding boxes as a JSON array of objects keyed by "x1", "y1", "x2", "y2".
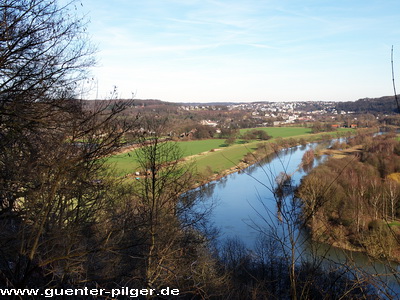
[{"x1": 81, "y1": 0, "x2": 400, "y2": 101}]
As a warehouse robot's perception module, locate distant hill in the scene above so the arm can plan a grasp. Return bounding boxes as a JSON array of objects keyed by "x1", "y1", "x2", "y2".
[
  {"x1": 335, "y1": 96, "x2": 399, "y2": 114},
  {"x1": 83, "y1": 96, "x2": 400, "y2": 115},
  {"x1": 179, "y1": 102, "x2": 238, "y2": 106}
]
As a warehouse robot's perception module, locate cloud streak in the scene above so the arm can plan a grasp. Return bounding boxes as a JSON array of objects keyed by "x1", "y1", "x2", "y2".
[{"x1": 81, "y1": 0, "x2": 400, "y2": 102}]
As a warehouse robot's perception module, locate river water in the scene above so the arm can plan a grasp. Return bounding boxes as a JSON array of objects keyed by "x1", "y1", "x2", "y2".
[
  {"x1": 193, "y1": 141, "x2": 400, "y2": 297},
  {"x1": 197, "y1": 142, "x2": 325, "y2": 246}
]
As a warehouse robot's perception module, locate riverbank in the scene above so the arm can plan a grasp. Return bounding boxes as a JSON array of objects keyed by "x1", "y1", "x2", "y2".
[
  {"x1": 108, "y1": 127, "x2": 358, "y2": 177},
  {"x1": 188, "y1": 129, "x2": 361, "y2": 189},
  {"x1": 298, "y1": 131, "x2": 400, "y2": 264},
  {"x1": 320, "y1": 144, "x2": 363, "y2": 158},
  {"x1": 308, "y1": 213, "x2": 400, "y2": 264}
]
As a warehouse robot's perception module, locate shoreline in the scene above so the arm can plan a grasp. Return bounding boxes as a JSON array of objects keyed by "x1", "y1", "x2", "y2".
[
  {"x1": 189, "y1": 129, "x2": 400, "y2": 265},
  {"x1": 310, "y1": 229, "x2": 400, "y2": 264},
  {"x1": 189, "y1": 129, "x2": 359, "y2": 190},
  {"x1": 304, "y1": 131, "x2": 400, "y2": 265},
  {"x1": 122, "y1": 129, "x2": 368, "y2": 190}
]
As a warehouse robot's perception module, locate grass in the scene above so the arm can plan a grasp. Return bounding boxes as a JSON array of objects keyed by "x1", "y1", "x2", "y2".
[
  {"x1": 106, "y1": 127, "x2": 355, "y2": 177},
  {"x1": 239, "y1": 127, "x2": 312, "y2": 138},
  {"x1": 106, "y1": 139, "x2": 227, "y2": 176},
  {"x1": 389, "y1": 221, "x2": 400, "y2": 227},
  {"x1": 192, "y1": 142, "x2": 258, "y2": 173},
  {"x1": 106, "y1": 151, "x2": 141, "y2": 176},
  {"x1": 177, "y1": 139, "x2": 228, "y2": 157}
]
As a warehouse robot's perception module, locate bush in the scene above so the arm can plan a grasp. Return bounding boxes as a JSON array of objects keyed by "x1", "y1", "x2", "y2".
[
  {"x1": 367, "y1": 219, "x2": 387, "y2": 232},
  {"x1": 241, "y1": 129, "x2": 271, "y2": 141}
]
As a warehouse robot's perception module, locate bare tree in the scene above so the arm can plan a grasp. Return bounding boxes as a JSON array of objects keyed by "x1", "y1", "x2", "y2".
[
  {"x1": 242, "y1": 143, "x2": 387, "y2": 299},
  {"x1": 131, "y1": 131, "x2": 224, "y2": 296},
  {"x1": 0, "y1": 0, "x2": 95, "y2": 215},
  {"x1": 0, "y1": 0, "x2": 135, "y2": 289}
]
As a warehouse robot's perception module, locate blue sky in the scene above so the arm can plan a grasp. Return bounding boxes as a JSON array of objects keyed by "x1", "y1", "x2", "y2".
[{"x1": 79, "y1": 0, "x2": 400, "y2": 102}]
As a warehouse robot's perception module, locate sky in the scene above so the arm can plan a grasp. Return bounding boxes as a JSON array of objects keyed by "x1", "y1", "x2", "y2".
[{"x1": 78, "y1": 0, "x2": 400, "y2": 102}]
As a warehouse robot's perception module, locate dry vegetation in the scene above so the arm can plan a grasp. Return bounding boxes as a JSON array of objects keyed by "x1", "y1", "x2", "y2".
[
  {"x1": 1, "y1": 0, "x2": 399, "y2": 298},
  {"x1": 298, "y1": 132, "x2": 400, "y2": 262}
]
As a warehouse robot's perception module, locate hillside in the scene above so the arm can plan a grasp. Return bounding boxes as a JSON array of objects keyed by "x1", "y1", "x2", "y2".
[
  {"x1": 335, "y1": 96, "x2": 399, "y2": 114},
  {"x1": 84, "y1": 95, "x2": 400, "y2": 115}
]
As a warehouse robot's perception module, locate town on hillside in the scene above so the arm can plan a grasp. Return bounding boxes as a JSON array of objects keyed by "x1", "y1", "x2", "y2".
[{"x1": 94, "y1": 96, "x2": 400, "y2": 141}]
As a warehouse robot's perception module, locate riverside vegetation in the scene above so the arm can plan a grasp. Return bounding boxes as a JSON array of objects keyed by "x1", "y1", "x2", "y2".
[
  {"x1": 107, "y1": 126, "x2": 354, "y2": 182},
  {"x1": 298, "y1": 131, "x2": 400, "y2": 263}
]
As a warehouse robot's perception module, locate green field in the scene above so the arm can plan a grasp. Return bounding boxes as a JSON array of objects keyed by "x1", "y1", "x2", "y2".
[
  {"x1": 178, "y1": 139, "x2": 228, "y2": 156},
  {"x1": 239, "y1": 126, "x2": 312, "y2": 138},
  {"x1": 191, "y1": 142, "x2": 258, "y2": 173},
  {"x1": 389, "y1": 221, "x2": 400, "y2": 227},
  {"x1": 106, "y1": 151, "x2": 140, "y2": 176},
  {"x1": 106, "y1": 127, "x2": 354, "y2": 177}
]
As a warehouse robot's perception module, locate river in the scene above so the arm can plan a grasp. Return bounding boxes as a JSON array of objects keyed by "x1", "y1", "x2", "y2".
[
  {"x1": 197, "y1": 142, "x2": 325, "y2": 247},
  {"x1": 192, "y1": 140, "x2": 400, "y2": 297}
]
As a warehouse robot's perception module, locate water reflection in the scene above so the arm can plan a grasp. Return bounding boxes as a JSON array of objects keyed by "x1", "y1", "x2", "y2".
[
  {"x1": 196, "y1": 143, "x2": 316, "y2": 246},
  {"x1": 301, "y1": 160, "x2": 314, "y2": 173},
  {"x1": 193, "y1": 139, "x2": 399, "y2": 296}
]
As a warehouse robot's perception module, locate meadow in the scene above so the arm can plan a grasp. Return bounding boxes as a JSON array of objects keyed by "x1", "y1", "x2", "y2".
[
  {"x1": 239, "y1": 126, "x2": 312, "y2": 138},
  {"x1": 106, "y1": 127, "x2": 354, "y2": 177}
]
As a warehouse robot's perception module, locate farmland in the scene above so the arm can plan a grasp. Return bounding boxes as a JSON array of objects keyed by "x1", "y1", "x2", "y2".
[
  {"x1": 106, "y1": 127, "x2": 354, "y2": 177},
  {"x1": 239, "y1": 126, "x2": 312, "y2": 138}
]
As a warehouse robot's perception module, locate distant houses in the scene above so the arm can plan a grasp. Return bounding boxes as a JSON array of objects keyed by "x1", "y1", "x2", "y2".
[
  {"x1": 331, "y1": 123, "x2": 358, "y2": 129},
  {"x1": 200, "y1": 120, "x2": 218, "y2": 127}
]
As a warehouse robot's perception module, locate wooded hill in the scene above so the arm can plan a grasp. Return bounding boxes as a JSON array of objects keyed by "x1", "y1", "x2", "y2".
[
  {"x1": 335, "y1": 96, "x2": 399, "y2": 114},
  {"x1": 85, "y1": 95, "x2": 400, "y2": 115}
]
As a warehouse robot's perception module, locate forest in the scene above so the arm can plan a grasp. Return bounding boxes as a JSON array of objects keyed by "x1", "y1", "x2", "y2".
[{"x1": 335, "y1": 96, "x2": 400, "y2": 115}]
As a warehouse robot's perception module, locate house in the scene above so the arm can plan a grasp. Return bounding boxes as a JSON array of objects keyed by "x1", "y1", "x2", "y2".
[{"x1": 200, "y1": 120, "x2": 218, "y2": 127}]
